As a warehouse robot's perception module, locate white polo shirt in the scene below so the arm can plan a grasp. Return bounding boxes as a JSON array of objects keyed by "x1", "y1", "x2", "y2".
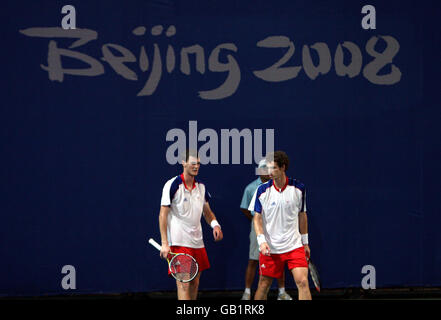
[
  {"x1": 161, "y1": 174, "x2": 211, "y2": 248},
  {"x1": 249, "y1": 177, "x2": 306, "y2": 254}
]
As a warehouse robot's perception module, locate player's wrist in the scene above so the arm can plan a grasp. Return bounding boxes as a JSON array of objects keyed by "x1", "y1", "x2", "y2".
[
  {"x1": 301, "y1": 233, "x2": 309, "y2": 245},
  {"x1": 210, "y1": 220, "x2": 221, "y2": 229},
  {"x1": 257, "y1": 234, "x2": 267, "y2": 246}
]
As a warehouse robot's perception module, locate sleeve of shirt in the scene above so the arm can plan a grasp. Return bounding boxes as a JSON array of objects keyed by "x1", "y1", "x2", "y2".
[
  {"x1": 160, "y1": 179, "x2": 173, "y2": 206},
  {"x1": 248, "y1": 188, "x2": 262, "y2": 214}
]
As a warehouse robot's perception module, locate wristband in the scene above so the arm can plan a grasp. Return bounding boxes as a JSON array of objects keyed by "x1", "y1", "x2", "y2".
[
  {"x1": 210, "y1": 220, "x2": 221, "y2": 229},
  {"x1": 257, "y1": 234, "x2": 266, "y2": 246},
  {"x1": 301, "y1": 233, "x2": 309, "y2": 245}
]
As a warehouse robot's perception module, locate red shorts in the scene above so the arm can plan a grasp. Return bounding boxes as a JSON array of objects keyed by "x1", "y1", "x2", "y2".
[
  {"x1": 259, "y1": 246, "x2": 308, "y2": 279},
  {"x1": 168, "y1": 246, "x2": 210, "y2": 276}
]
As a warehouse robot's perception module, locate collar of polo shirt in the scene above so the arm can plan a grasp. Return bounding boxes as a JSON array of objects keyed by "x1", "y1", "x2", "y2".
[
  {"x1": 272, "y1": 177, "x2": 289, "y2": 193},
  {"x1": 180, "y1": 173, "x2": 196, "y2": 190}
]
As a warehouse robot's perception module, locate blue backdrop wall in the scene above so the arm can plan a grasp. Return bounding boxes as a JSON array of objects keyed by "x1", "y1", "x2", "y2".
[{"x1": 1, "y1": 0, "x2": 440, "y2": 296}]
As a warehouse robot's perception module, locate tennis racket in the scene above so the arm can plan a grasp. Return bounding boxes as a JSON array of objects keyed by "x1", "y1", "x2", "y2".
[
  {"x1": 148, "y1": 238, "x2": 199, "y2": 283},
  {"x1": 308, "y1": 258, "x2": 321, "y2": 292}
]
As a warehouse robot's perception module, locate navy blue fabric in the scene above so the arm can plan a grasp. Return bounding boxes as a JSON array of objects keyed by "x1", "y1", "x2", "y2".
[{"x1": 253, "y1": 181, "x2": 272, "y2": 214}]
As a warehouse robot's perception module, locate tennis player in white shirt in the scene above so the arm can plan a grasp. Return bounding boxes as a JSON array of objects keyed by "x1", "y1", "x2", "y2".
[
  {"x1": 158, "y1": 150, "x2": 223, "y2": 300},
  {"x1": 249, "y1": 151, "x2": 312, "y2": 300}
]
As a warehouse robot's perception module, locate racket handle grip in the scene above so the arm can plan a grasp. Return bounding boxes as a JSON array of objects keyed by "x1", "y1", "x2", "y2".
[{"x1": 148, "y1": 238, "x2": 162, "y2": 251}]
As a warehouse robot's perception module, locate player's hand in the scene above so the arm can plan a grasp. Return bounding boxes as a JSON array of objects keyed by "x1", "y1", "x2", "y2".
[
  {"x1": 213, "y1": 226, "x2": 223, "y2": 242},
  {"x1": 160, "y1": 243, "x2": 171, "y2": 259},
  {"x1": 260, "y1": 242, "x2": 271, "y2": 256},
  {"x1": 304, "y1": 244, "x2": 311, "y2": 260}
]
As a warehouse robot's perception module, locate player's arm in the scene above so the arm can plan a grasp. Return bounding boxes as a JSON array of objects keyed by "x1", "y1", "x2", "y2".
[
  {"x1": 249, "y1": 189, "x2": 270, "y2": 256},
  {"x1": 253, "y1": 212, "x2": 270, "y2": 256},
  {"x1": 298, "y1": 211, "x2": 308, "y2": 235},
  {"x1": 158, "y1": 205, "x2": 171, "y2": 259},
  {"x1": 253, "y1": 212, "x2": 264, "y2": 236},
  {"x1": 203, "y1": 201, "x2": 223, "y2": 242},
  {"x1": 299, "y1": 211, "x2": 310, "y2": 259},
  {"x1": 298, "y1": 187, "x2": 310, "y2": 258}
]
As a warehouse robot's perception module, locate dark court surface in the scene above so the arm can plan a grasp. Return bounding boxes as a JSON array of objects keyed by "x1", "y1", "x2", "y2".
[{"x1": 2, "y1": 287, "x2": 441, "y2": 300}]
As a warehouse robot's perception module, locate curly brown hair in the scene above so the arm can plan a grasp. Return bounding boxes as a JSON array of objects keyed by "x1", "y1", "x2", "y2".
[{"x1": 266, "y1": 151, "x2": 290, "y2": 171}]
